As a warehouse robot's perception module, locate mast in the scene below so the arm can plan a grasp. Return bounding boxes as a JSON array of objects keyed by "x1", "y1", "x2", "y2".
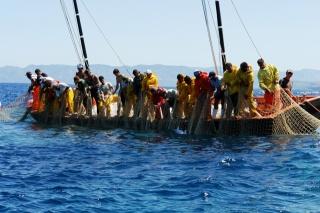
[
  {"x1": 215, "y1": 0, "x2": 226, "y2": 71},
  {"x1": 73, "y1": 0, "x2": 89, "y2": 70}
]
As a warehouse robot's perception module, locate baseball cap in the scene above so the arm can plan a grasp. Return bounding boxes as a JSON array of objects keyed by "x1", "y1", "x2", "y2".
[{"x1": 286, "y1": 69, "x2": 293, "y2": 74}]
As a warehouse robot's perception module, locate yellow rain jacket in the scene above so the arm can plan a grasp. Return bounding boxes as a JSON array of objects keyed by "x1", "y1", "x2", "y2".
[
  {"x1": 125, "y1": 84, "x2": 136, "y2": 116},
  {"x1": 65, "y1": 88, "x2": 74, "y2": 113},
  {"x1": 176, "y1": 77, "x2": 189, "y2": 118},
  {"x1": 141, "y1": 73, "x2": 158, "y2": 101},
  {"x1": 237, "y1": 66, "x2": 259, "y2": 117},
  {"x1": 176, "y1": 78, "x2": 188, "y2": 102},
  {"x1": 258, "y1": 64, "x2": 280, "y2": 92},
  {"x1": 51, "y1": 88, "x2": 74, "y2": 114},
  {"x1": 187, "y1": 77, "x2": 196, "y2": 105},
  {"x1": 221, "y1": 65, "x2": 240, "y2": 95},
  {"x1": 237, "y1": 66, "x2": 254, "y2": 97},
  {"x1": 141, "y1": 73, "x2": 158, "y2": 91}
]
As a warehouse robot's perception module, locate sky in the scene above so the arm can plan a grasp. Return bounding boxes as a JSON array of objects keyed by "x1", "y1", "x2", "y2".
[{"x1": 1, "y1": 0, "x2": 320, "y2": 73}]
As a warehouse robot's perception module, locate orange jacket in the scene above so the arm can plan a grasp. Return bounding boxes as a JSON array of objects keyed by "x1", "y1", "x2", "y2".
[{"x1": 194, "y1": 72, "x2": 211, "y2": 97}]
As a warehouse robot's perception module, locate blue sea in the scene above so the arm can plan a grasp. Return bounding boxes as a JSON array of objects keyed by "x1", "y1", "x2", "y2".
[{"x1": 0, "y1": 83, "x2": 320, "y2": 212}]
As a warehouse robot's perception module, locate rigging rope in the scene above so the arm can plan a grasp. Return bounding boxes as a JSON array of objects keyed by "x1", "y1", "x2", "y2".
[
  {"x1": 230, "y1": 0, "x2": 262, "y2": 59},
  {"x1": 201, "y1": 0, "x2": 219, "y2": 75},
  {"x1": 60, "y1": 0, "x2": 83, "y2": 64},
  {"x1": 80, "y1": 0, "x2": 132, "y2": 78},
  {"x1": 206, "y1": 0, "x2": 224, "y2": 74}
]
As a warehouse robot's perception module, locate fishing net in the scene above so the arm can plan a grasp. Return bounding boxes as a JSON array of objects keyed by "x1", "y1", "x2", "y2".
[
  {"x1": 8, "y1": 85, "x2": 319, "y2": 136},
  {"x1": 0, "y1": 92, "x2": 31, "y2": 122},
  {"x1": 216, "y1": 88, "x2": 320, "y2": 135}
]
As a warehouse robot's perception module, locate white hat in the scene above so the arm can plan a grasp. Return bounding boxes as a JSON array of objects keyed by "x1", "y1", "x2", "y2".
[
  {"x1": 31, "y1": 74, "x2": 37, "y2": 79},
  {"x1": 51, "y1": 81, "x2": 58, "y2": 88},
  {"x1": 146, "y1": 69, "x2": 152, "y2": 74},
  {"x1": 77, "y1": 64, "x2": 83, "y2": 69},
  {"x1": 43, "y1": 77, "x2": 54, "y2": 82}
]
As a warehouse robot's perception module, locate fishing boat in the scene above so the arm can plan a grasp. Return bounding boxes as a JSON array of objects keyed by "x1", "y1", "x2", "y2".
[
  {"x1": 26, "y1": 0, "x2": 319, "y2": 136},
  {"x1": 1, "y1": 1, "x2": 318, "y2": 136}
]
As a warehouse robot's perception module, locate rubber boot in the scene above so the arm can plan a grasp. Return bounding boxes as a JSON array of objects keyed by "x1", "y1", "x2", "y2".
[
  {"x1": 220, "y1": 109, "x2": 225, "y2": 118},
  {"x1": 212, "y1": 109, "x2": 218, "y2": 119}
]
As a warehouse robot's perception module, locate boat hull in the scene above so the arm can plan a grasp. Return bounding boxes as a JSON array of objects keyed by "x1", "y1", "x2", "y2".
[
  {"x1": 299, "y1": 96, "x2": 320, "y2": 119},
  {"x1": 29, "y1": 111, "x2": 277, "y2": 136}
]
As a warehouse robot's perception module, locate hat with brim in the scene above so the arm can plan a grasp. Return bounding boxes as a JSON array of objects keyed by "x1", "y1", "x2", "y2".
[{"x1": 286, "y1": 69, "x2": 293, "y2": 74}]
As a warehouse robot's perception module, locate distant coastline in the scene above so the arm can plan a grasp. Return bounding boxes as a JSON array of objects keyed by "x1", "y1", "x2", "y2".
[{"x1": 1, "y1": 64, "x2": 320, "y2": 90}]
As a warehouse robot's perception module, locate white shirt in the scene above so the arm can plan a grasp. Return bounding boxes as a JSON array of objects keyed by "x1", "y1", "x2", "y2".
[
  {"x1": 99, "y1": 82, "x2": 113, "y2": 95},
  {"x1": 54, "y1": 82, "x2": 70, "y2": 97}
]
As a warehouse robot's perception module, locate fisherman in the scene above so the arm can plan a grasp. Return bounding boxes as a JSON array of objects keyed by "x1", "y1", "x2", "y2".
[
  {"x1": 26, "y1": 71, "x2": 38, "y2": 111},
  {"x1": 122, "y1": 76, "x2": 135, "y2": 117},
  {"x1": 132, "y1": 69, "x2": 146, "y2": 116},
  {"x1": 257, "y1": 58, "x2": 281, "y2": 111},
  {"x1": 162, "y1": 88, "x2": 178, "y2": 119},
  {"x1": 26, "y1": 71, "x2": 36, "y2": 93},
  {"x1": 194, "y1": 70, "x2": 212, "y2": 120},
  {"x1": 279, "y1": 69, "x2": 293, "y2": 92},
  {"x1": 141, "y1": 69, "x2": 158, "y2": 102},
  {"x1": 141, "y1": 69, "x2": 158, "y2": 118},
  {"x1": 33, "y1": 69, "x2": 49, "y2": 111},
  {"x1": 238, "y1": 62, "x2": 261, "y2": 118},
  {"x1": 220, "y1": 62, "x2": 240, "y2": 118},
  {"x1": 98, "y1": 76, "x2": 115, "y2": 117},
  {"x1": 39, "y1": 76, "x2": 55, "y2": 112},
  {"x1": 184, "y1": 75, "x2": 196, "y2": 119},
  {"x1": 84, "y1": 69, "x2": 100, "y2": 115},
  {"x1": 209, "y1": 71, "x2": 225, "y2": 118},
  {"x1": 279, "y1": 69, "x2": 295, "y2": 101},
  {"x1": 35, "y1": 69, "x2": 48, "y2": 82},
  {"x1": 194, "y1": 70, "x2": 211, "y2": 98},
  {"x1": 51, "y1": 81, "x2": 74, "y2": 115},
  {"x1": 30, "y1": 69, "x2": 44, "y2": 111},
  {"x1": 150, "y1": 87, "x2": 166, "y2": 120},
  {"x1": 176, "y1": 74, "x2": 188, "y2": 119},
  {"x1": 112, "y1": 68, "x2": 127, "y2": 112},
  {"x1": 132, "y1": 69, "x2": 145, "y2": 97},
  {"x1": 74, "y1": 76, "x2": 88, "y2": 114},
  {"x1": 76, "y1": 64, "x2": 85, "y2": 79}
]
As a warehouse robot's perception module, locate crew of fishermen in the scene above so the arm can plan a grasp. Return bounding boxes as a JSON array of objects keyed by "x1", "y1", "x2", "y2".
[{"x1": 26, "y1": 59, "x2": 292, "y2": 120}]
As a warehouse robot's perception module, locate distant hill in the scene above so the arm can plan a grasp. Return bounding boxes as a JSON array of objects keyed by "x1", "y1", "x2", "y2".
[{"x1": 1, "y1": 64, "x2": 320, "y2": 90}]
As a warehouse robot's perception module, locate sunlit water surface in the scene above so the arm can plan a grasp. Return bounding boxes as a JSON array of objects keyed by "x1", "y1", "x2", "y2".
[{"x1": 0, "y1": 83, "x2": 319, "y2": 212}]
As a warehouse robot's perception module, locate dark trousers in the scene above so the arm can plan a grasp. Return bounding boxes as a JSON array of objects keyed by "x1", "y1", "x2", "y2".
[
  {"x1": 91, "y1": 88, "x2": 100, "y2": 114},
  {"x1": 226, "y1": 92, "x2": 238, "y2": 117},
  {"x1": 213, "y1": 88, "x2": 225, "y2": 109},
  {"x1": 120, "y1": 89, "x2": 126, "y2": 107}
]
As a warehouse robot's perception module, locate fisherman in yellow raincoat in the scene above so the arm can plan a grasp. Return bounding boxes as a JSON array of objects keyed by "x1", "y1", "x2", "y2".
[
  {"x1": 221, "y1": 62, "x2": 240, "y2": 118},
  {"x1": 184, "y1": 75, "x2": 196, "y2": 120},
  {"x1": 176, "y1": 74, "x2": 188, "y2": 119},
  {"x1": 237, "y1": 62, "x2": 261, "y2": 118},
  {"x1": 141, "y1": 69, "x2": 158, "y2": 118},
  {"x1": 123, "y1": 77, "x2": 135, "y2": 117},
  {"x1": 141, "y1": 69, "x2": 158, "y2": 102},
  {"x1": 257, "y1": 58, "x2": 281, "y2": 111}
]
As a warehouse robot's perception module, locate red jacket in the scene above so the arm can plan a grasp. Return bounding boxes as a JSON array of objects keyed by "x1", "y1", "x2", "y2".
[
  {"x1": 194, "y1": 72, "x2": 211, "y2": 97},
  {"x1": 152, "y1": 87, "x2": 166, "y2": 107}
]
